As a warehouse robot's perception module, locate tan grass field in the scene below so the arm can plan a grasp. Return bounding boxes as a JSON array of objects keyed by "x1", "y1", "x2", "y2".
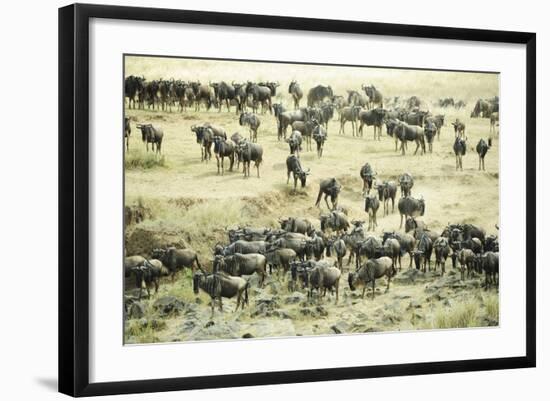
[{"x1": 124, "y1": 56, "x2": 499, "y2": 344}]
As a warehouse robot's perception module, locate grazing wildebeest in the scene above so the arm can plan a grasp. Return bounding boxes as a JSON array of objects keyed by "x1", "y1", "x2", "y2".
[
  {"x1": 362, "y1": 84, "x2": 384, "y2": 109},
  {"x1": 326, "y1": 237, "x2": 347, "y2": 270},
  {"x1": 364, "y1": 194, "x2": 380, "y2": 231},
  {"x1": 382, "y1": 231, "x2": 415, "y2": 269},
  {"x1": 191, "y1": 124, "x2": 214, "y2": 162},
  {"x1": 265, "y1": 247, "x2": 297, "y2": 279},
  {"x1": 239, "y1": 112, "x2": 261, "y2": 142},
  {"x1": 124, "y1": 117, "x2": 131, "y2": 151},
  {"x1": 433, "y1": 237, "x2": 451, "y2": 275},
  {"x1": 286, "y1": 130, "x2": 303, "y2": 157},
  {"x1": 480, "y1": 251, "x2": 499, "y2": 289},
  {"x1": 286, "y1": 155, "x2": 310, "y2": 193},
  {"x1": 215, "y1": 253, "x2": 267, "y2": 287},
  {"x1": 315, "y1": 178, "x2": 341, "y2": 210},
  {"x1": 490, "y1": 112, "x2": 499, "y2": 134},
  {"x1": 359, "y1": 163, "x2": 376, "y2": 194},
  {"x1": 398, "y1": 196, "x2": 425, "y2": 229},
  {"x1": 136, "y1": 124, "x2": 164, "y2": 154},
  {"x1": 319, "y1": 211, "x2": 349, "y2": 234},
  {"x1": 394, "y1": 122, "x2": 425, "y2": 155},
  {"x1": 245, "y1": 82, "x2": 272, "y2": 114},
  {"x1": 312, "y1": 122, "x2": 327, "y2": 158},
  {"x1": 348, "y1": 256, "x2": 395, "y2": 299},
  {"x1": 288, "y1": 80, "x2": 303, "y2": 109},
  {"x1": 193, "y1": 270, "x2": 249, "y2": 316},
  {"x1": 398, "y1": 173, "x2": 414, "y2": 197},
  {"x1": 451, "y1": 119, "x2": 466, "y2": 138},
  {"x1": 377, "y1": 181, "x2": 397, "y2": 216},
  {"x1": 237, "y1": 141, "x2": 263, "y2": 178},
  {"x1": 339, "y1": 106, "x2": 362, "y2": 136},
  {"x1": 453, "y1": 136, "x2": 467, "y2": 171},
  {"x1": 412, "y1": 233, "x2": 433, "y2": 272},
  {"x1": 476, "y1": 138, "x2": 491, "y2": 171},
  {"x1": 212, "y1": 136, "x2": 235, "y2": 175},
  {"x1": 458, "y1": 248, "x2": 476, "y2": 280},
  {"x1": 307, "y1": 85, "x2": 333, "y2": 107},
  {"x1": 424, "y1": 119, "x2": 437, "y2": 153},
  {"x1": 152, "y1": 247, "x2": 202, "y2": 281},
  {"x1": 279, "y1": 217, "x2": 314, "y2": 235},
  {"x1": 358, "y1": 108, "x2": 387, "y2": 140}
]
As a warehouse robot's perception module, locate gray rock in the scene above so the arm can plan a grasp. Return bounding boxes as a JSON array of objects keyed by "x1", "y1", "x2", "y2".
[
  {"x1": 153, "y1": 295, "x2": 185, "y2": 317},
  {"x1": 284, "y1": 292, "x2": 307, "y2": 304},
  {"x1": 331, "y1": 321, "x2": 351, "y2": 334},
  {"x1": 127, "y1": 302, "x2": 146, "y2": 319},
  {"x1": 407, "y1": 300, "x2": 422, "y2": 310}
]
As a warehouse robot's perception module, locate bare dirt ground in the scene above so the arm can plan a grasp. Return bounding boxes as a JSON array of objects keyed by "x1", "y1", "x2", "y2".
[{"x1": 123, "y1": 57, "x2": 499, "y2": 344}]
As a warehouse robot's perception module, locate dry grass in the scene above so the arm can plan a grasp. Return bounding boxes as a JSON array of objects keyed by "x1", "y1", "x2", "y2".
[{"x1": 430, "y1": 300, "x2": 480, "y2": 329}]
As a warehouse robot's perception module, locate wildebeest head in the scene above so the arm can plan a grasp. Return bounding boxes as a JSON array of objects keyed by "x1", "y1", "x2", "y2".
[{"x1": 151, "y1": 248, "x2": 167, "y2": 260}]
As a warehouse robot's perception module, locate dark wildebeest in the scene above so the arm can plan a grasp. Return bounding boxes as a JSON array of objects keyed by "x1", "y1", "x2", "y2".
[
  {"x1": 406, "y1": 96, "x2": 422, "y2": 110},
  {"x1": 426, "y1": 115, "x2": 445, "y2": 140},
  {"x1": 237, "y1": 141, "x2": 263, "y2": 178},
  {"x1": 125, "y1": 75, "x2": 145, "y2": 109},
  {"x1": 193, "y1": 83, "x2": 215, "y2": 111},
  {"x1": 385, "y1": 118, "x2": 402, "y2": 151},
  {"x1": 279, "y1": 217, "x2": 314, "y2": 235},
  {"x1": 394, "y1": 122, "x2": 425, "y2": 155},
  {"x1": 270, "y1": 233, "x2": 308, "y2": 261},
  {"x1": 131, "y1": 259, "x2": 170, "y2": 300},
  {"x1": 362, "y1": 84, "x2": 384, "y2": 109},
  {"x1": 458, "y1": 248, "x2": 476, "y2": 280},
  {"x1": 312, "y1": 122, "x2": 327, "y2": 158},
  {"x1": 364, "y1": 194, "x2": 380, "y2": 231},
  {"x1": 412, "y1": 233, "x2": 433, "y2": 272},
  {"x1": 299, "y1": 261, "x2": 341, "y2": 303},
  {"x1": 320, "y1": 211, "x2": 349, "y2": 235},
  {"x1": 382, "y1": 237, "x2": 401, "y2": 269},
  {"x1": 286, "y1": 155, "x2": 309, "y2": 193},
  {"x1": 377, "y1": 181, "x2": 397, "y2": 216},
  {"x1": 239, "y1": 112, "x2": 261, "y2": 142},
  {"x1": 400, "y1": 110, "x2": 429, "y2": 127},
  {"x1": 438, "y1": 97, "x2": 455, "y2": 108},
  {"x1": 305, "y1": 233, "x2": 326, "y2": 261},
  {"x1": 359, "y1": 162, "x2": 376, "y2": 195},
  {"x1": 424, "y1": 119, "x2": 437, "y2": 153},
  {"x1": 212, "y1": 136, "x2": 235, "y2": 175},
  {"x1": 216, "y1": 81, "x2": 237, "y2": 112},
  {"x1": 286, "y1": 130, "x2": 303, "y2": 157},
  {"x1": 398, "y1": 196, "x2": 425, "y2": 229},
  {"x1": 326, "y1": 237, "x2": 347, "y2": 270},
  {"x1": 265, "y1": 247, "x2": 297, "y2": 279},
  {"x1": 288, "y1": 80, "x2": 303, "y2": 109},
  {"x1": 354, "y1": 235, "x2": 383, "y2": 270},
  {"x1": 347, "y1": 90, "x2": 369, "y2": 108},
  {"x1": 453, "y1": 136, "x2": 467, "y2": 171},
  {"x1": 136, "y1": 124, "x2": 163, "y2": 154},
  {"x1": 476, "y1": 138, "x2": 491, "y2": 171},
  {"x1": 245, "y1": 82, "x2": 272, "y2": 114},
  {"x1": 291, "y1": 119, "x2": 317, "y2": 151},
  {"x1": 191, "y1": 124, "x2": 214, "y2": 162},
  {"x1": 124, "y1": 117, "x2": 131, "y2": 151},
  {"x1": 215, "y1": 253, "x2": 267, "y2": 287},
  {"x1": 315, "y1": 178, "x2": 341, "y2": 210},
  {"x1": 319, "y1": 103, "x2": 334, "y2": 129},
  {"x1": 480, "y1": 251, "x2": 499, "y2": 289},
  {"x1": 358, "y1": 108, "x2": 387, "y2": 140},
  {"x1": 382, "y1": 231, "x2": 416, "y2": 269},
  {"x1": 451, "y1": 119, "x2": 466, "y2": 138},
  {"x1": 490, "y1": 112, "x2": 499, "y2": 133},
  {"x1": 152, "y1": 247, "x2": 202, "y2": 281},
  {"x1": 398, "y1": 172, "x2": 414, "y2": 197},
  {"x1": 307, "y1": 85, "x2": 333, "y2": 107},
  {"x1": 339, "y1": 106, "x2": 362, "y2": 136},
  {"x1": 404, "y1": 216, "x2": 428, "y2": 234},
  {"x1": 433, "y1": 237, "x2": 451, "y2": 275},
  {"x1": 348, "y1": 256, "x2": 396, "y2": 299},
  {"x1": 193, "y1": 270, "x2": 249, "y2": 316},
  {"x1": 273, "y1": 103, "x2": 308, "y2": 141}
]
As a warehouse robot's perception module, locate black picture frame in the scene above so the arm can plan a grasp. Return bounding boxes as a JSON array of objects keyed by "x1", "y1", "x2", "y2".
[{"x1": 58, "y1": 3, "x2": 536, "y2": 397}]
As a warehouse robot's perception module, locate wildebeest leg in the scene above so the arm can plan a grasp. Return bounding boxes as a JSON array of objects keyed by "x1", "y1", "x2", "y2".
[
  {"x1": 256, "y1": 161, "x2": 261, "y2": 178},
  {"x1": 399, "y1": 213, "x2": 403, "y2": 229},
  {"x1": 371, "y1": 279, "x2": 376, "y2": 299},
  {"x1": 414, "y1": 140, "x2": 420, "y2": 155},
  {"x1": 385, "y1": 274, "x2": 391, "y2": 292},
  {"x1": 324, "y1": 194, "x2": 331, "y2": 210}
]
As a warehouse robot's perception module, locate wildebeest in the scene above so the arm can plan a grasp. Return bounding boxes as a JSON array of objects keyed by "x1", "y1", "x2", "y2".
[
  {"x1": 359, "y1": 163, "x2": 376, "y2": 194},
  {"x1": 239, "y1": 112, "x2": 261, "y2": 142},
  {"x1": 398, "y1": 196, "x2": 425, "y2": 229},
  {"x1": 125, "y1": 75, "x2": 145, "y2": 109},
  {"x1": 270, "y1": 233, "x2": 308, "y2": 261},
  {"x1": 362, "y1": 84, "x2": 384, "y2": 109},
  {"x1": 312, "y1": 122, "x2": 327, "y2": 158},
  {"x1": 348, "y1": 256, "x2": 395, "y2": 299},
  {"x1": 385, "y1": 118, "x2": 402, "y2": 151},
  {"x1": 347, "y1": 90, "x2": 369, "y2": 108},
  {"x1": 424, "y1": 119, "x2": 437, "y2": 153},
  {"x1": 476, "y1": 138, "x2": 491, "y2": 171},
  {"x1": 377, "y1": 181, "x2": 397, "y2": 216},
  {"x1": 307, "y1": 85, "x2": 333, "y2": 107},
  {"x1": 364, "y1": 194, "x2": 380, "y2": 231},
  {"x1": 213, "y1": 136, "x2": 235, "y2": 175},
  {"x1": 319, "y1": 211, "x2": 349, "y2": 234},
  {"x1": 358, "y1": 108, "x2": 387, "y2": 140},
  {"x1": 237, "y1": 141, "x2": 263, "y2": 178},
  {"x1": 265, "y1": 247, "x2": 297, "y2": 279},
  {"x1": 354, "y1": 235, "x2": 383, "y2": 269},
  {"x1": 286, "y1": 130, "x2": 303, "y2": 157},
  {"x1": 288, "y1": 80, "x2": 303, "y2": 109},
  {"x1": 286, "y1": 155, "x2": 309, "y2": 193},
  {"x1": 339, "y1": 106, "x2": 362, "y2": 136},
  {"x1": 315, "y1": 178, "x2": 341, "y2": 210},
  {"x1": 471, "y1": 98, "x2": 498, "y2": 118},
  {"x1": 401, "y1": 110, "x2": 429, "y2": 127},
  {"x1": 297, "y1": 261, "x2": 341, "y2": 302},
  {"x1": 152, "y1": 247, "x2": 202, "y2": 281},
  {"x1": 394, "y1": 122, "x2": 425, "y2": 155},
  {"x1": 438, "y1": 97, "x2": 455, "y2": 108},
  {"x1": 404, "y1": 217, "x2": 427, "y2": 234},
  {"x1": 382, "y1": 231, "x2": 415, "y2": 269},
  {"x1": 398, "y1": 173, "x2": 414, "y2": 197},
  {"x1": 136, "y1": 124, "x2": 164, "y2": 153},
  {"x1": 245, "y1": 82, "x2": 273, "y2": 114},
  {"x1": 490, "y1": 112, "x2": 499, "y2": 133},
  {"x1": 425, "y1": 114, "x2": 445, "y2": 140},
  {"x1": 458, "y1": 248, "x2": 476, "y2": 280},
  {"x1": 291, "y1": 119, "x2": 317, "y2": 151},
  {"x1": 406, "y1": 96, "x2": 422, "y2": 110},
  {"x1": 279, "y1": 216, "x2": 314, "y2": 235},
  {"x1": 326, "y1": 237, "x2": 347, "y2": 270},
  {"x1": 320, "y1": 103, "x2": 335, "y2": 129},
  {"x1": 412, "y1": 233, "x2": 433, "y2": 272},
  {"x1": 382, "y1": 237, "x2": 401, "y2": 269},
  {"x1": 215, "y1": 81, "x2": 237, "y2": 112},
  {"x1": 480, "y1": 251, "x2": 499, "y2": 289},
  {"x1": 193, "y1": 270, "x2": 249, "y2": 316},
  {"x1": 305, "y1": 233, "x2": 326, "y2": 261},
  {"x1": 191, "y1": 124, "x2": 214, "y2": 162},
  {"x1": 215, "y1": 253, "x2": 267, "y2": 287},
  {"x1": 453, "y1": 136, "x2": 467, "y2": 171},
  {"x1": 273, "y1": 103, "x2": 308, "y2": 141},
  {"x1": 124, "y1": 255, "x2": 146, "y2": 278},
  {"x1": 124, "y1": 117, "x2": 131, "y2": 151},
  {"x1": 131, "y1": 259, "x2": 169, "y2": 300},
  {"x1": 433, "y1": 237, "x2": 451, "y2": 275},
  {"x1": 451, "y1": 119, "x2": 466, "y2": 138}
]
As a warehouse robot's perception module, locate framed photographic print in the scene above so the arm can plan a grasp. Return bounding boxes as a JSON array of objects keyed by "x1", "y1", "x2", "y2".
[{"x1": 58, "y1": 3, "x2": 536, "y2": 397}]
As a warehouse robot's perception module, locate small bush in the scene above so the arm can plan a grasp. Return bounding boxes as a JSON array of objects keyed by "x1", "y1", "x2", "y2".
[
  {"x1": 484, "y1": 293, "x2": 499, "y2": 322},
  {"x1": 431, "y1": 300, "x2": 480, "y2": 329},
  {"x1": 125, "y1": 150, "x2": 166, "y2": 170}
]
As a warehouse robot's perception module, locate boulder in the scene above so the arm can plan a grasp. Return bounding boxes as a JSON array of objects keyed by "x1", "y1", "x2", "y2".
[
  {"x1": 331, "y1": 321, "x2": 351, "y2": 334},
  {"x1": 284, "y1": 292, "x2": 307, "y2": 304},
  {"x1": 127, "y1": 302, "x2": 146, "y2": 319},
  {"x1": 153, "y1": 295, "x2": 185, "y2": 317}
]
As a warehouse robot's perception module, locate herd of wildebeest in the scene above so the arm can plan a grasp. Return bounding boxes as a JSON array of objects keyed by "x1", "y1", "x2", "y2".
[{"x1": 124, "y1": 75, "x2": 500, "y2": 317}]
